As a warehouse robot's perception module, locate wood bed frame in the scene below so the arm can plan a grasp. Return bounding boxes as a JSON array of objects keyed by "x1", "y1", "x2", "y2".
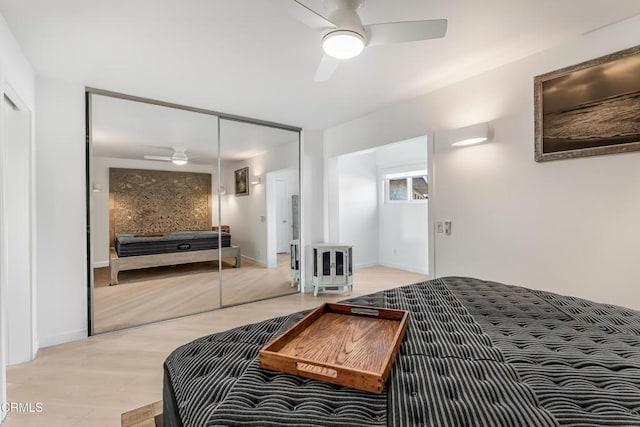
[{"x1": 109, "y1": 246, "x2": 241, "y2": 285}]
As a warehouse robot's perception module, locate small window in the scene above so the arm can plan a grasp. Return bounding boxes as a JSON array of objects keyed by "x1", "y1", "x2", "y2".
[
  {"x1": 411, "y1": 176, "x2": 428, "y2": 200},
  {"x1": 388, "y1": 179, "x2": 408, "y2": 201},
  {"x1": 384, "y1": 170, "x2": 428, "y2": 202}
]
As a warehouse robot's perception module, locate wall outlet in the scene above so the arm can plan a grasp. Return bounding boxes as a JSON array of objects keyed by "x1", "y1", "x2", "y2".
[
  {"x1": 444, "y1": 220, "x2": 452, "y2": 236},
  {"x1": 436, "y1": 221, "x2": 444, "y2": 233}
]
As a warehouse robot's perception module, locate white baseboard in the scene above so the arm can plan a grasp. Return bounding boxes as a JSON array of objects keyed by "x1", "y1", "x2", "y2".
[
  {"x1": 379, "y1": 261, "x2": 427, "y2": 275},
  {"x1": 39, "y1": 329, "x2": 87, "y2": 348},
  {"x1": 354, "y1": 261, "x2": 378, "y2": 270},
  {"x1": 241, "y1": 254, "x2": 266, "y2": 267},
  {"x1": 92, "y1": 261, "x2": 109, "y2": 268}
]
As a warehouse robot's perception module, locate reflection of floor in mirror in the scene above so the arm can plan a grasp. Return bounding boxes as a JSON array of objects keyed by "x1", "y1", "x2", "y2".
[
  {"x1": 92, "y1": 253, "x2": 294, "y2": 334},
  {"x1": 221, "y1": 253, "x2": 293, "y2": 306}
]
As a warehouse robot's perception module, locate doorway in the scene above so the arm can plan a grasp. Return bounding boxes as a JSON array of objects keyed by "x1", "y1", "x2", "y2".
[
  {"x1": 266, "y1": 168, "x2": 298, "y2": 269},
  {"x1": 329, "y1": 135, "x2": 433, "y2": 278}
]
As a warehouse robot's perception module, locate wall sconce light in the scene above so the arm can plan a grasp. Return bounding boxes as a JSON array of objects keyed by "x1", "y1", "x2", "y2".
[
  {"x1": 449, "y1": 122, "x2": 491, "y2": 147},
  {"x1": 250, "y1": 176, "x2": 262, "y2": 185},
  {"x1": 91, "y1": 182, "x2": 102, "y2": 192},
  {"x1": 216, "y1": 186, "x2": 227, "y2": 195}
]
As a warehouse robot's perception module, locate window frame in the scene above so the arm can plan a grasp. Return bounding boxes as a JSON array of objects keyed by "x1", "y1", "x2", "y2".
[{"x1": 383, "y1": 169, "x2": 428, "y2": 204}]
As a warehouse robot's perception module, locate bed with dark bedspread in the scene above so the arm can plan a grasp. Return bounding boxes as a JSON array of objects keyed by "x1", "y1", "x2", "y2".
[
  {"x1": 163, "y1": 277, "x2": 640, "y2": 426},
  {"x1": 115, "y1": 231, "x2": 231, "y2": 257}
]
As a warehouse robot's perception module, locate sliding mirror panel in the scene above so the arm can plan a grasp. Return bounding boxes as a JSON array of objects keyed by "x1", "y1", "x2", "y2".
[
  {"x1": 219, "y1": 118, "x2": 300, "y2": 306},
  {"x1": 88, "y1": 93, "x2": 221, "y2": 333}
]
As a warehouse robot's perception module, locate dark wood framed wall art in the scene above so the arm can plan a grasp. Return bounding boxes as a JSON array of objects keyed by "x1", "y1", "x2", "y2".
[
  {"x1": 534, "y1": 44, "x2": 640, "y2": 162},
  {"x1": 234, "y1": 166, "x2": 249, "y2": 196}
]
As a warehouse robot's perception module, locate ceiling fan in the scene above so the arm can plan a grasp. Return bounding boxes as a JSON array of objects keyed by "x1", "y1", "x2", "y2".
[
  {"x1": 277, "y1": 0, "x2": 448, "y2": 81},
  {"x1": 143, "y1": 146, "x2": 189, "y2": 165}
]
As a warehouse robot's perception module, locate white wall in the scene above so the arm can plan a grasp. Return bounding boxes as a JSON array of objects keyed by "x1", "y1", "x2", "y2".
[
  {"x1": 376, "y1": 138, "x2": 428, "y2": 274},
  {"x1": 91, "y1": 156, "x2": 216, "y2": 266},
  {"x1": 0, "y1": 10, "x2": 36, "y2": 422},
  {"x1": 324, "y1": 15, "x2": 640, "y2": 310},
  {"x1": 337, "y1": 150, "x2": 378, "y2": 269},
  {"x1": 221, "y1": 141, "x2": 298, "y2": 266},
  {"x1": 35, "y1": 77, "x2": 87, "y2": 347},
  {"x1": 0, "y1": 17, "x2": 35, "y2": 109}
]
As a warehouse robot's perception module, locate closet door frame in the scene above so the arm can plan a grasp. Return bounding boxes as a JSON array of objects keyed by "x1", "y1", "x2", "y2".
[{"x1": 85, "y1": 87, "x2": 303, "y2": 335}]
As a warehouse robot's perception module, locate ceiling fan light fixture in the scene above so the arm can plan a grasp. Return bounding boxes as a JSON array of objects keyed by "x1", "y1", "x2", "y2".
[
  {"x1": 171, "y1": 152, "x2": 188, "y2": 165},
  {"x1": 322, "y1": 30, "x2": 365, "y2": 59}
]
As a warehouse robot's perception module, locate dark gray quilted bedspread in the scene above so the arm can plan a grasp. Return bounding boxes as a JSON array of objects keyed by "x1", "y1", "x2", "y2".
[{"x1": 164, "y1": 277, "x2": 640, "y2": 426}]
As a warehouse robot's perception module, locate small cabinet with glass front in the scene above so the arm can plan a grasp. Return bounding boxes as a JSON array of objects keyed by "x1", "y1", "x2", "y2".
[{"x1": 311, "y1": 243, "x2": 353, "y2": 296}]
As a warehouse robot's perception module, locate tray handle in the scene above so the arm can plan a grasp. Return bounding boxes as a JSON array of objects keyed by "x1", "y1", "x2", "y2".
[
  {"x1": 350, "y1": 307, "x2": 379, "y2": 317},
  {"x1": 296, "y1": 362, "x2": 338, "y2": 378}
]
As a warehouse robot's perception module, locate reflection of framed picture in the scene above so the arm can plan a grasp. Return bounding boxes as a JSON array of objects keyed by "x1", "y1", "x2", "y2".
[
  {"x1": 234, "y1": 167, "x2": 249, "y2": 196},
  {"x1": 535, "y1": 45, "x2": 640, "y2": 162}
]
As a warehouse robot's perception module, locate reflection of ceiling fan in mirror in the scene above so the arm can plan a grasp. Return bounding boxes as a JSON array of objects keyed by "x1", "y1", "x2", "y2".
[
  {"x1": 276, "y1": 0, "x2": 448, "y2": 81},
  {"x1": 143, "y1": 146, "x2": 189, "y2": 165}
]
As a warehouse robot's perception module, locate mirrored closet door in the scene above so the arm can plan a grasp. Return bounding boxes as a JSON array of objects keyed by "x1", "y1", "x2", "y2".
[
  {"x1": 218, "y1": 118, "x2": 300, "y2": 306},
  {"x1": 88, "y1": 92, "x2": 222, "y2": 334},
  {"x1": 87, "y1": 91, "x2": 302, "y2": 334}
]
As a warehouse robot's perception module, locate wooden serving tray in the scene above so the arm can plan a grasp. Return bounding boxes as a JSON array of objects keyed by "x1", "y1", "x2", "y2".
[{"x1": 259, "y1": 303, "x2": 409, "y2": 394}]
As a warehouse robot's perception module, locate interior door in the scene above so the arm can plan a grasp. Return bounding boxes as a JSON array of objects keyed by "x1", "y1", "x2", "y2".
[
  {"x1": 4, "y1": 94, "x2": 33, "y2": 364},
  {"x1": 88, "y1": 92, "x2": 221, "y2": 334}
]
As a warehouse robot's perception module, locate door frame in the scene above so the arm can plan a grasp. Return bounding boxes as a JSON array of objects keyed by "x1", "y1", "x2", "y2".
[
  {"x1": 325, "y1": 133, "x2": 436, "y2": 278},
  {"x1": 266, "y1": 168, "x2": 297, "y2": 268},
  {"x1": 275, "y1": 176, "x2": 291, "y2": 253},
  {"x1": 1, "y1": 84, "x2": 36, "y2": 365}
]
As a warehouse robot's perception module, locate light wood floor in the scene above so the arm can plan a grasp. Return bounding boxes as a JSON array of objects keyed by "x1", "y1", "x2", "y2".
[
  {"x1": 93, "y1": 254, "x2": 294, "y2": 334},
  {"x1": 4, "y1": 266, "x2": 427, "y2": 427}
]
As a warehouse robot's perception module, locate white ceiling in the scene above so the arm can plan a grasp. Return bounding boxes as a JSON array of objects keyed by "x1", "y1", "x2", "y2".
[
  {"x1": 91, "y1": 94, "x2": 299, "y2": 163},
  {"x1": 2, "y1": 0, "x2": 640, "y2": 129}
]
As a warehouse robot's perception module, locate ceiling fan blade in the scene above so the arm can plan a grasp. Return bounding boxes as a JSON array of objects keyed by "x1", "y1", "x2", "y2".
[
  {"x1": 172, "y1": 146, "x2": 187, "y2": 153},
  {"x1": 143, "y1": 155, "x2": 171, "y2": 161},
  {"x1": 365, "y1": 19, "x2": 448, "y2": 46},
  {"x1": 273, "y1": 0, "x2": 336, "y2": 30},
  {"x1": 314, "y1": 54, "x2": 341, "y2": 82}
]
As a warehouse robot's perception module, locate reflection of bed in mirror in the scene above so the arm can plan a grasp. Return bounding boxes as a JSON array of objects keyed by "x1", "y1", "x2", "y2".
[
  {"x1": 108, "y1": 168, "x2": 233, "y2": 285},
  {"x1": 110, "y1": 231, "x2": 240, "y2": 285}
]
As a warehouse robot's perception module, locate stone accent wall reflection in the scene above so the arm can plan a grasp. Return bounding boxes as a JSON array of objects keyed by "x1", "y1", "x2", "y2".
[{"x1": 110, "y1": 168, "x2": 212, "y2": 237}]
